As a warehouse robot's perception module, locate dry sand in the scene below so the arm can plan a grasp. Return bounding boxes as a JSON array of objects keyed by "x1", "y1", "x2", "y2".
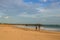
[{"x1": 0, "y1": 24, "x2": 60, "y2": 40}]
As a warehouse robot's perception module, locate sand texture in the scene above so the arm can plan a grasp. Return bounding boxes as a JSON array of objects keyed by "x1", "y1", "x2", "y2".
[{"x1": 0, "y1": 24, "x2": 60, "y2": 40}]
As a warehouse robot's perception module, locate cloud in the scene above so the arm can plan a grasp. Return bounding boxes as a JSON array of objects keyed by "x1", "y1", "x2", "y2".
[
  {"x1": 36, "y1": 8, "x2": 47, "y2": 13},
  {"x1": 4, "y1": 16, "x2": 9, "y2": 19},
  {"x1": 0, "y1": 0, "x2": 60, "y2": 16},
  {"x1": 0, "y1": 12, "x2": 7, "y2": 16},
  {"x1": 46, "y1": 1, "x2": 60, "y2": 8},
  {"x1": 43, "y1": 0, "x2": 47, "y2": 2},
  {"x1": 0, "y1": 16, "x2": 2, "y2": 18},
  {"x1": 50, "y1": 15, "x2": 60, "y2": 17},
  {"x1": 39, "y1": 0, "x2": 47, "y2": 2},
  {"x1": 0, "y1": 0, "x2": 60, "y2": 24},
  {"x1": 0, "y1": 0, "x2": 40, "y2": 16},
  {"x1": 18, "y1": 12, "x2": 38, "y2": 18},
  {"x1": 18, "y1": 7, "x2": 60, "y2": 19}
]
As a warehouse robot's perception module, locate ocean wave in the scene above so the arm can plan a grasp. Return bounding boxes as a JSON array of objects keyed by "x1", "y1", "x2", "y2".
[{"x1": 40, "y1": 26, "x2": 60, "y2": 31}]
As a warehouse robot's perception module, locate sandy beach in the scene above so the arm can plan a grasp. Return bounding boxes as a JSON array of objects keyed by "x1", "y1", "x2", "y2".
[{"x1": 0, "y1": 24, "x2": 60, "y2": 40}]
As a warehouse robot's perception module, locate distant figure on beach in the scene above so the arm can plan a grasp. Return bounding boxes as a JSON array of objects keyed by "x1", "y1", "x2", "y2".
[
  {"x1": 36, "y1": 24, "x2": 41, "y2": 31},
  {"x1": 38, "y1": 25, "x2": 40, "y2": 30},
  {"x1": 25, "y1": 24, "x2": 28, "y2": 26},
  {"x1": 36, "y1": 26, "x2": 37, "y2": 30}
]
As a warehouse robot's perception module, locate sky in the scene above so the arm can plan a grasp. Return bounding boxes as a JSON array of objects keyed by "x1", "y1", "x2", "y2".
[{"x1": 0, "y1": 0, "x2": 60, "y2": 24}]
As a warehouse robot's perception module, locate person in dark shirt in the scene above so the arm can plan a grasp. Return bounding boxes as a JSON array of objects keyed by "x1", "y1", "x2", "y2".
[
  {"x1": 36, "y1": 26, "x2": 37, "y2": 30},
  {"x1": 38, "y1": 25, "x2": 40, "y2": 30}
]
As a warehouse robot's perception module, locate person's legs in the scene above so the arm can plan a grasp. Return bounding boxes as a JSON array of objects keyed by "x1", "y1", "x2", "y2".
[
  {"x1": 38, "y1": 26, "x2": 40, "y2": 30},
  {"x1": 36, "y1": 26, "x2": 37, "y2": 30}
]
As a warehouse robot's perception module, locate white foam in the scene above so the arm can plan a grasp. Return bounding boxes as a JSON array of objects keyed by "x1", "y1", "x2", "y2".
[
  {"x1": 40, "y1": 26, "x2": 60, "y2": 31},
  {"x1": 15, "y1": 25, "x2": 60, "y2": 31}
]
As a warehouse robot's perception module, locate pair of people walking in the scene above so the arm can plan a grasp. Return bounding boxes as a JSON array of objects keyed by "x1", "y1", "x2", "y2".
[{"x1": 36, "y1": 25, "x2": 40, "y2": 30}]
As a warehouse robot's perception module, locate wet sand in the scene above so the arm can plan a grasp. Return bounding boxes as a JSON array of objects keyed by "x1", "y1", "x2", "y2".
[{"x1": 0, "y1": 24, "x2": 60, "y2": 40}]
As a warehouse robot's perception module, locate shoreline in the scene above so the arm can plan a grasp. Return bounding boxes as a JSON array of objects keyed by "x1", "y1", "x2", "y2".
[
  {"x1": 0, "y1": 24, "x2": 60, "y2": 33},
  {"x1": 13, "y1": 25, "x2": 60, "y2": 32}
]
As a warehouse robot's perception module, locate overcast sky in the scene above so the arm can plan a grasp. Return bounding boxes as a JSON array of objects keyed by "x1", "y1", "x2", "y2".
[{"x1": 0, "y1": 0, "x2": 60, "y2": 24}]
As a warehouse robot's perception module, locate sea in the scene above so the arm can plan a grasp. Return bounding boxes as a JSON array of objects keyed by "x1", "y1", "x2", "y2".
[
  {"x1": 41, "y1": 25, "x2": 60, "y2": 31},
  {"x1": 15, "y1": 25, "x2": 60, "y2": 32}
]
